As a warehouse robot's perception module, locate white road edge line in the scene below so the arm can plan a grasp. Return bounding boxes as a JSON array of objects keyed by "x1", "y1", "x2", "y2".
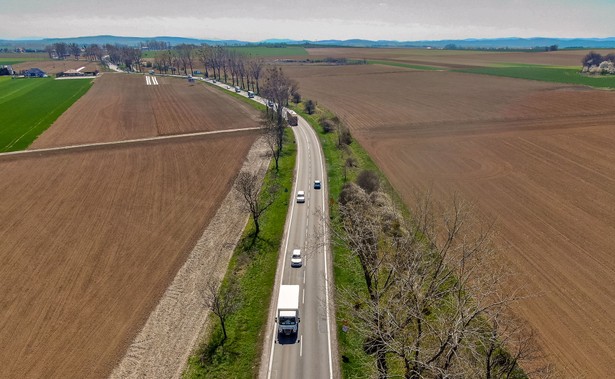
[
  {"x1": 314, "y1": 118, "x2": 334, "y2": 379},
  {"x1": 297, "y1": 116, "x2": 334, "y2": 378},
  {"x1": 300, "y1": 335, "x2": 303, "y2": 357},
  {"x1": 266, "y1": 117, "x2": 302, "y2": 379}
]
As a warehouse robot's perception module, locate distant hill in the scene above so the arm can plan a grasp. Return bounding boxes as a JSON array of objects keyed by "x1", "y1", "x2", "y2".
[{"x1": 2, "y1": 35, "x2": 615, "y2": 50}]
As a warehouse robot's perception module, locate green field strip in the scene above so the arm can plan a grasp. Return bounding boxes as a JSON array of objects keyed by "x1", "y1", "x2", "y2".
[
  {"x1": 456, "y1": 63, "x2": 615, "y2": 89},
  {"x1": 367, "y1": 59, "x2": 444, "y2": 71},
  {"x1": 0, "y1": 78, "x2": 93, "y2": 152}
]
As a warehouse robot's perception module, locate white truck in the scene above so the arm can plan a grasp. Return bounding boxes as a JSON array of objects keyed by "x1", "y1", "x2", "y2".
[{"x1": 276, "y1": 285, "x2": 300, "y2": 336}]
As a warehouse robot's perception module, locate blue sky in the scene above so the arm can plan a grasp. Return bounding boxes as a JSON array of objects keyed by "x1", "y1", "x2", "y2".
[{"x1": 1, "y1": 0, "x2": 614, "y2": 41}]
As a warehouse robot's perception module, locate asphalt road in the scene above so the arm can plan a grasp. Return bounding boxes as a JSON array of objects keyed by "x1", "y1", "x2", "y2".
[
  {"x1": 203, "y1": 78, "x2": 336, "y2": 378},
  {"x1": 265, "y1": 110, "x2": 334, "y2": 379}
]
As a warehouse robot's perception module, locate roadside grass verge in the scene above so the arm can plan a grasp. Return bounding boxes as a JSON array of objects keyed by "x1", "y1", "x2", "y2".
[
  {"x1": 184, "y1": 129, "x2": 296, "y2": 378},
  {"x1": 202, "y1": 81, "x2": 266, "y2": 112},
  {"x1": 368, "y1": 59, "x2": 443, "y2": 71},
  {"x1": 0, "y1": 77, "x2": 93, "y2": 151},
  {"x1": 290, "y1": 103, "x2": 393, "y2": 377},
  {"x1": 457, "y1": 63, "x2": 615, "y2": 89}
]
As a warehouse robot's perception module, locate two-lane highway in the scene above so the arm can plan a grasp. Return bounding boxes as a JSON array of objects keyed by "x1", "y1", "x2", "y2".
[
  {"x1": 265, "y1": 112, "x2": 334, "y2": 379},
  {"x1": 204, "y1": 78, "x2": 336, "y2": 378}
]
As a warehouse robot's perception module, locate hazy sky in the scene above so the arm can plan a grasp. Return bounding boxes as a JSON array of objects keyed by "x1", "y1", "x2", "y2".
[{"x1": 1, "y1": 0, "x2": 614, "y2": 41}]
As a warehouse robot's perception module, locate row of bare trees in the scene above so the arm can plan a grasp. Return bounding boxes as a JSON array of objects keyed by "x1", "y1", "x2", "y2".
[
  {"x1": 336, "y1": 178, "x2": 550, "y2": 378},
  {"x1": 105, "y1": 44, "x2": 143, "y2": 72},
  {"x1": 152, "y1": 45, "x2": 265, "y2": 92}
]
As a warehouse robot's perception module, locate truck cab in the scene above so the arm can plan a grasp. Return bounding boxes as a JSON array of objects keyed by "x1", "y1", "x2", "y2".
[{"x1": 276, "y1": 285, "x2": 300, "y2": 336}]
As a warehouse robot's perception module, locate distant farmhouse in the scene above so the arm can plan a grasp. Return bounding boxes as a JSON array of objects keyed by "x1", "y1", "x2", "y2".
[
  {"x1": 24, "y1": 68, "x2": 47, "y2": 78},
  {"x1": 56, "y1": 68, "x2": 99, "y2": 78},
  {"x1": 0, "y1": 65, "x2": 14, "y2": 76}
]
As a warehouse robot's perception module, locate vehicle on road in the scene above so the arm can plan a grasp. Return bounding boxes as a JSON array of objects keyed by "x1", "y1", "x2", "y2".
[
  {"x1": 291, "y1": 249, "x2": 302, "y2": 267},
  {"x1": 248, "y1": 90, "x2": 255, "y2": 98},
  {"x1": 235, "y1": 86, "x2": 241, "y2": 93},
  {"x1": 314, "y1": 180, "x2": 321, "y2": 189},
  {"x1": 296, "y1": 191, "x2": 305, "y2": 203},
  {"x1": 276, "y1": 285, "x2": 300, "y2": 336},
  {"x1": 286, "y1": 109, "x2": 298, "y2": 126}
]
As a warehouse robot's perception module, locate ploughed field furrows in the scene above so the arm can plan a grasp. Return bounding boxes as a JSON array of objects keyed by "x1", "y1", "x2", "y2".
[
  {"x1": 29, "y1": 73, "x2": 260, "y2": 149},
  {"x1": 12, "y1": 59, "x2": 101, "y2": 75},
  {"x1": 0, "y1": 71, "x2": 263, "y2": 378},
  {"x1": 0, "y1": 132, "x2": 258, "y2": 379},
  {"x1": 306, "y1": 47, "x2": 611, "y2": 68},
  {"x1": 285, "y1": 63, "x2": 615, "y2": 377}
]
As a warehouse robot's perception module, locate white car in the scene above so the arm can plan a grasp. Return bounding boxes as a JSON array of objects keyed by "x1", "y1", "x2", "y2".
[
  {"x1": 291, "y1": 249, "x2": 302, "y2": 267},
  {"x1": 296, "y1": 191, "x2": 305, "y2": 203}
]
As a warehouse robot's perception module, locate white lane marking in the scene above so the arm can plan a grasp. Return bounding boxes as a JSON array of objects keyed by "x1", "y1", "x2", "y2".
[
  {"x1": 302, "y1": 288, "x2": 305, "y2": 304},
  {"x1": 145, "y1": 75, "x2": 151, "y2": 85},
  {"x1": 300, "y1": 335, "x2": 303, "y2": 357},
  {"x1": 302, "y1": 115, "x2": 334, "y2": 378},
  {"x1": 267, "y1": 111, "x2": 303, "y2": 379},
  {"x1": 303, "y1": 271, "x2": 306, "y2": 284},
  {"x1": 152, "y1": 76, "x2": 159, "y2": 85}
]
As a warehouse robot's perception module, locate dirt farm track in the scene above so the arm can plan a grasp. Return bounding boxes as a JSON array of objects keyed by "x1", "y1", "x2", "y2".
[
  {"x1": 0, "y1": 73, "x2": 260, "y2": 378},
  {"x1": 285, "y1": 63, "x2": 615, "y2": 377}
]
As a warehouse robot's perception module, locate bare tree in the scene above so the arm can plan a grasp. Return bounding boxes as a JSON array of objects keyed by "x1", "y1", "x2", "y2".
[
  {"x1": 304, "y1": 99, "x2": 316, "y2": 115},
  {"x1": 201, "y1": 276, "x2": 242, "y2": 342},
  {"x1": 235, "y1": 171, "x2": 277, "y2": 241},
  {"x1": 68, "y1": 43, "x2": 81, "y2": 60},
  {"x1": 262, "y1": 113, "x2": 285, "y2": 171},
  {"x1": 44, "y1": 45, "x2": 54, "y2": 59},
  {"x1": 248, "y1": 58, "x2": 264, "y2": 93},
  {"x1": 336, "y1": 186, "x2": 535, "y2": 378},
  {"x1": 261, "y1": 66, "x2": 293, "y2": 157},
  {"x1": 197, "y1": 45, "x2": 212, "y2": 78},
  {"x1": 356, "y1": 170, "x2": 380, "y2": 194}
]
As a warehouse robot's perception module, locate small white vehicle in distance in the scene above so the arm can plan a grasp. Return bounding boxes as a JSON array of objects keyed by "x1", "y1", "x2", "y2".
[
  {"x1": 296, "y1": 191, "x2": 305, "y2": 203},
  {"x1": 291, "y1": 249, "x2": 302, "y2": 267}
]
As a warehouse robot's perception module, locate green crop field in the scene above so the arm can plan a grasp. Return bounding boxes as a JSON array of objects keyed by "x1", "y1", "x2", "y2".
[
  {"x1": 0, "y1": 57, "x2": 45, "y2": 66},
  {"x1": 0, "y1": 77, "x2": 92, "y2": 151},
  {"x1": 368, "y1": 59, "x2": 443, "y2": 71},
  {"x1": 459, "y1": 63, "x2": 615, "y2": 89}
]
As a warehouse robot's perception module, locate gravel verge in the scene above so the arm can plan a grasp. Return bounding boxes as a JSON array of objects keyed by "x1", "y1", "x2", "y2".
[{"x1": 110, "y1": 136, "x2": 269, "y2": 379}]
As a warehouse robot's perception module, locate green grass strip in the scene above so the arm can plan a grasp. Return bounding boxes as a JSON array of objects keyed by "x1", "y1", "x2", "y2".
[
  {"x1": 368, "y1": 59, "x2": 443, "y2": 71},
  {"x1": 457, "y1": 64, "x2": 615, "y2": 89},
  {"x1": 0, "y1": 77, "x2": 93, "y2": 151},
  {"x1": 184, "y1": 112, "x2": 295, "y2": 378},
  {"x1": 290, "y1": 103, "x2": 390, "y2": 377}
]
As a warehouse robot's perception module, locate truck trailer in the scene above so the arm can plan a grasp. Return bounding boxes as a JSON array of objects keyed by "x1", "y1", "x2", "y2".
[
  {"x1": 286, "y1": 110, "x2": 298, "y2": 126},
  {"x1": 276, "y1": 285, "x2": 300, "y2": 335}
]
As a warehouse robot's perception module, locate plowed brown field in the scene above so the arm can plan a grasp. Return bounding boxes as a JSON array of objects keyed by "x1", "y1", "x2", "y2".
[
  {"x1": 306, "y1": 47, "x2": 615, "y2": 68},
  {"x1": 0, "y1": 73, "x2": 261, "y2": 378},
  {"x1": 287, "y1": 64, "x2": 615, "y2": 377},
  {"x1": 13, "y1": 59, "x2": 100, "y2": 74},
  {"x1": 30, "y1": 73, "x2": 260, "y2": 148}
]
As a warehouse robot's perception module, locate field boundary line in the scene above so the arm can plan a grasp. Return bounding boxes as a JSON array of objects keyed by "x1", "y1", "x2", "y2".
[{"x1": 0, "y1": 127, "x2": 260, "y2": 157}]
